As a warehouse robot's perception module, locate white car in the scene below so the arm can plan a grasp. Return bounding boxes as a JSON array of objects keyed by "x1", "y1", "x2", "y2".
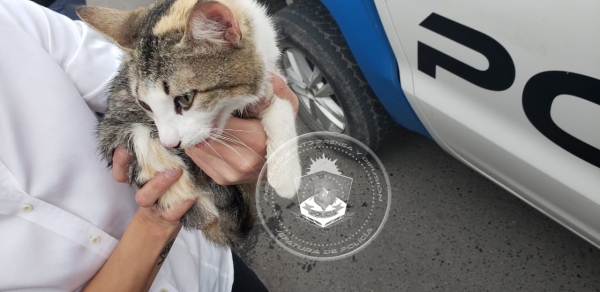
[{"x1": 268, "y1": 0, "x2": 600, "y2": 248}]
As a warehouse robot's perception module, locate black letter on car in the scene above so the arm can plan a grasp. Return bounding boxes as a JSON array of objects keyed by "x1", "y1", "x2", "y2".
[
  {"x1": 523, "y1": 71, "x2": 600, "y2": 168},
  {"x1": 418, "y1": 13, "x2": 515, "y2": 91}
]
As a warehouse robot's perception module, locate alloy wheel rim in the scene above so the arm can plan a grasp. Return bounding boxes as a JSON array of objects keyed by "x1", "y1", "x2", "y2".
[{"x1": 282, "y1": 47, "x2": 346, "y2": 133}]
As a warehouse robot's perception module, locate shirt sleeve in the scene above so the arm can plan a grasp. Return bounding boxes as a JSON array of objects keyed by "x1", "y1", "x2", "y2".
[{"x1": 0, "y1": 0, "x2": 123, "y2": 112}]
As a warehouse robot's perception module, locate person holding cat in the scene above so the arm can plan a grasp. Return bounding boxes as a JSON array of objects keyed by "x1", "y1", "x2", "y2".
[{"x1": 0, "y1": 0, "x2": 296, "y2": 291}]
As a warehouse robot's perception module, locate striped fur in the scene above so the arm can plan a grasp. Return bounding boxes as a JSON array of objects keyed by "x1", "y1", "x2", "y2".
[
  {"x1": 81, "y1": 0, "x2": 300, "y2": 246},
  {"x1": 153, "y1": 0, "x2": 198, "y2": 35}
]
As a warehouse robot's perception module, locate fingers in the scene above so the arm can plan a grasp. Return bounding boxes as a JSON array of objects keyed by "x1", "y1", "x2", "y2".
[
  {"x1": 271, "y1": 74, "x2": 299, "y2": 114},
  {"x1": 135, "y1": 169, "x2": 182, "y2": 207},
  {"x1": 182, "y1": 75, "x2": 297, "y2": 186},
  {"x1": 161, "y1": 199, "x2": 196, "y2": 223},
  {"x1": 186, "y1": 147, "x2": 259, "y2": 185},
  {"x1": 185, "y1": 117, "x2": 267, "y2": 184},
  {"x1": 220, "y1": 117, "x2": 267, "y2": 153},
  {"x1": 246, "y1": 97, "x2": 271, "y2": 116},
  {"x1": 201, "y1": 118, "x2": 266, "y2": 169},
  {"x1": 113, "y1": 151, "x2": 195, "y2": 225},
  {"x1": 185, "y1": 148, "x2": 228, "y2": 184},
  {"x1": 111, "y1": 147, "x2": 129, "y2": 183},
  {"x1": 134, "y1": 169, "x2": 198, "y2": 226}
]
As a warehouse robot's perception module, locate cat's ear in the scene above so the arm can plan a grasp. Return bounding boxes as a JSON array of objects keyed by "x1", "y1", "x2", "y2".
[
  {"x1": 185, "y1": 1, "x2": 242, "y2": 47},
  {"x1": 77, "y1": 6, "x2": 145, "y2": 51}
]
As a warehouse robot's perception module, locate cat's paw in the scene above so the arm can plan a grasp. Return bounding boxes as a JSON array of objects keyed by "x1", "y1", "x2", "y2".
[
  {"x1": 260, "y1": 96, "x2": 301, "y2": 199},
  {"x1": 268, "y1": 177, "x2": 300, "y2": 199},
  {"x1": 265, "y1": 138, "x2": 301, "y2": 199}
]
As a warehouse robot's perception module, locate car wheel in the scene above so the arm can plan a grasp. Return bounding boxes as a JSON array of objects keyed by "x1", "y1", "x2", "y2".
[{"x1": 274, "y1": 0, "x2": 395, "y2": 151}]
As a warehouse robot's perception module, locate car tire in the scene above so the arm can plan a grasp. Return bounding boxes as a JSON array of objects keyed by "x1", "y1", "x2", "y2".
[
  {"x1": 274, "y1": 0, "x2": 395, "y2": 151},
  {"x1": 256, "y1": 0, "x2": 287, "y2": 14}
]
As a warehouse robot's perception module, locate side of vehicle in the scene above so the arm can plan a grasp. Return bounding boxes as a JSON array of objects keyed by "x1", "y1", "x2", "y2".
[
  {"x1": 372, "y1": 0, "x2": 600, "y2": 248},
  {"x1": 268, "y1": 0, "x2": 600, "y2": 248}
]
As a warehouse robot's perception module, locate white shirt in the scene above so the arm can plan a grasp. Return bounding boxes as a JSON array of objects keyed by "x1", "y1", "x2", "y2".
[{"x1": 0, "y1": 1, "x2": 234, "y2": 291}]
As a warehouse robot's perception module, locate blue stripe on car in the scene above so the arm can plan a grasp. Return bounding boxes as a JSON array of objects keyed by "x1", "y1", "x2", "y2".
[{"x1": 320, "y1": 0, "x2": 430, "y2": 137}]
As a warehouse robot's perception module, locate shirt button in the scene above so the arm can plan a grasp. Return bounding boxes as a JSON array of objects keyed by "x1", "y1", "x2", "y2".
[
  {"x1": 159, "y1": 288, "x2": 169, "y2": 292},
  {"x1": 90, "y1": 235, "x2": 101, "y2": 244},
  {"x1": 21, "y1": 203, "x2": 33, "y2": 212}
]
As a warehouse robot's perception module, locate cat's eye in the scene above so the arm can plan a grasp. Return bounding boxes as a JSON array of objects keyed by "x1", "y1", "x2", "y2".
[
  {"x1": 175, "y1": 90, "x2": 196, "y2": 110},
  {"x1": 138, "y1": 100, "x2": 152, "y2": 112}
]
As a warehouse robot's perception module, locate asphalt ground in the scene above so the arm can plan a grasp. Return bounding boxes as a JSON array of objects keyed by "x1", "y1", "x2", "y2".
[{"x1": 85, "y1": 1, "x2": 600, "y2": 291}]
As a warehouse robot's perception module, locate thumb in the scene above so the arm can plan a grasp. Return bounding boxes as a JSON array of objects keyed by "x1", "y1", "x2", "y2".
[{"x1": 271, "y1": 74, "x2": 299, "y2": 114}]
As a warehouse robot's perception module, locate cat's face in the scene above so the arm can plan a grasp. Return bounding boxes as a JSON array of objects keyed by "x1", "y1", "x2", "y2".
[{"x1": 79, "y1": 0, "x2": 267, "y2": 148}]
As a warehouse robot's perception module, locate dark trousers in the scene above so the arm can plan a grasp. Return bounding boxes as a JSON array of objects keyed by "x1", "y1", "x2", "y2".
[
  {"x1": 231, "y1": 252, "x2": 269, "y2": 292},
  {"x1": 32, "y1": 0, "x2": 86, "y2": 20},
  {"x1": 48, "y1": 0, "x2": 86, "y2": 20}
]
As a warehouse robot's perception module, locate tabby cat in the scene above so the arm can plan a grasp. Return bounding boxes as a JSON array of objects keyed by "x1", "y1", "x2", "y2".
[{"x1": 77, "y1": 0, "x2": 300, "y2": 246}]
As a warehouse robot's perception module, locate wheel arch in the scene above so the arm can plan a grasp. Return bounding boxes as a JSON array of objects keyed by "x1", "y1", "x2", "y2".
[{"x1": 318, "y1": 0, "x2": 430, "y2": 137}]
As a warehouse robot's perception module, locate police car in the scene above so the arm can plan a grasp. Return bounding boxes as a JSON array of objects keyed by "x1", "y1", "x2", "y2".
[{"x1": 266, "y1": 0, "x2": 600, "y2": 248}]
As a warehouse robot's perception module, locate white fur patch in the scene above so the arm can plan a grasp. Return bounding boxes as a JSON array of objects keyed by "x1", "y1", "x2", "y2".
[
  {"x1": 145, "y1": 0, "x2": 299, "y2": 200},
  {"x1": 143, "y1": 84, "x2": 210, "y2": 148},
  {"x1": 142, "y1": 84, "x2": 259, "y2": 149},
  {"x1": 189, "y1": 18, "x2": 229, "y2": 45},
  {"x1": 220, "y1": 0, "x2": 279, "y2": 72},
  {"x1": 260, "y1": 97, "x2": 301, "y2": 198},
  {"x1": 131, "y1": 124, "x2": 220, "y2": 220},
  {"x1": 219, "y1": 0, "x2": 299, "y2": 198},
  {"x1": 131, "y1": 124, "x2": 196, "y2": 205}
]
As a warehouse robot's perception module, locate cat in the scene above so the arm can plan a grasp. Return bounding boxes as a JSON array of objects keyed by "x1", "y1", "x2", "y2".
[{"x1": 77, "y1": 0, "x2": 300, "y2": 246}]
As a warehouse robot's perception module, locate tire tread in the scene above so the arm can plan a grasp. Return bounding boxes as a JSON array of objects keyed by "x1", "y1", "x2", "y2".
[{"x1": 275, "y1": 0, "x2": 395, "y2": 150}]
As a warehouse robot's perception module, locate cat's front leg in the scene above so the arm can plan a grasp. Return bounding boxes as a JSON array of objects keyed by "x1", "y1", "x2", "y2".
[
  {"x1": 260, "y1": 96, "x2": 301, "y2": 199},
  {"x1": 129, "y1": 124, "x2": 219, "y2": 230}
]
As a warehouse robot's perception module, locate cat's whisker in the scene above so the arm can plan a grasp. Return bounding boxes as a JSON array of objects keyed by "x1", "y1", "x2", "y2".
[
  {"x1": 217, "y1": 138, "x2": 263, "y2": 160},
  {"x1": 221, "y1": 128, "x2": 265, "y2": 134},
  {"x1": 208, "y1": 133, "x2": 255, "y2": 153},
  {"x1": 218, "y1": 132, "x2": 266, "y2": 163},
  {"x1": 212, "y1": 139, "x2": 260, "y2": 174},
  {"x1": 218, "y1": 131, "x2": 245, "y2": 143},
  {"x1": 206, "y1": 133, "x2": 266, "y2": 167},
  {"x1": 91, "y1": 0, "x2": 298, "y2": 247},
  {"x1": 205, "y1": 141, "x2": 228, "y2": 165},
  {"x1": 211, "y1": 136, "x2": 262, "y2": 166},
  {"x1": 196, "y1": 128, "x2": 266, "y2": 135},
  {"x1": 211, "y1": 135, "x2": 244, "y2": 147}
]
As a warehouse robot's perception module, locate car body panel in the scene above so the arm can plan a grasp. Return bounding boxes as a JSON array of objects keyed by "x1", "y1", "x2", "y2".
[
  {"x1": 320, "y1": 0, "x2": 429, "y2": 137},
  {"x1": 372, "y1": 0, "x2": 600, "y2": 247}
]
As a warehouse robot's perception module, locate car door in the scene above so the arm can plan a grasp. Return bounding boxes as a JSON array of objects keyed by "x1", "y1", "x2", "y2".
[{"x1": 374, "y1": 0, "x2": 600, "y2": 246}]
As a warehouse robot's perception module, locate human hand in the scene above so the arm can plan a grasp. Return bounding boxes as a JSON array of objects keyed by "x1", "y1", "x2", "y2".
[
  {"x1": 111, "y1": 75, "x2": 298, "y2": 187},
  {"x1": 185, "y1": 74, "x2": 299, "y2": 185},
  {"x1": 112, "y1": 148, "x2": 195, "y2": 228},
  {"x1": 89, "y1": 151, "x2": 193, "y2": 292}
]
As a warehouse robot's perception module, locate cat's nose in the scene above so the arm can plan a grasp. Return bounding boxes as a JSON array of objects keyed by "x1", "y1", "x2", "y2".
[
  {"x1": 157, "y1": 124, "x2": 182, "y2": 148},
  {"x1": 162, "y1": 140, "x2": 181, "y2": 149}
]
